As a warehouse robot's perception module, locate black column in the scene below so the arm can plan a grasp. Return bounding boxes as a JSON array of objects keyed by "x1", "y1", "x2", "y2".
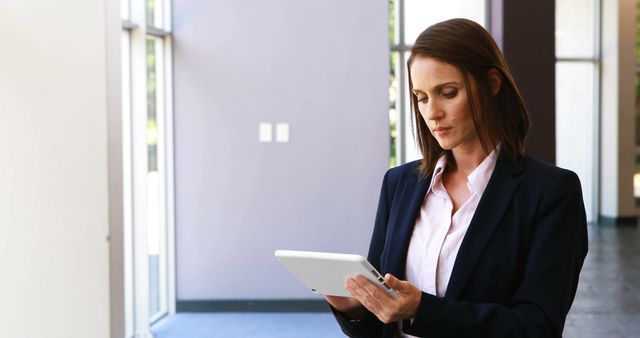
[{"x1": 490, "y1": 0, "x2": 556, "y2": 164}]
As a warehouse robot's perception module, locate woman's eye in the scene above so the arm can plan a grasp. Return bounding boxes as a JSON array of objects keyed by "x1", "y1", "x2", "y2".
[
  {"x1": 417, "y1": 97, "x2": 428, "y2": 103},
  {"x1": 443, "y1": 90, "x2": 457, "y2": 98}
]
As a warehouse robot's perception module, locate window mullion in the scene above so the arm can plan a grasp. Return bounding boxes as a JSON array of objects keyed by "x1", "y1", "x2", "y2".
[{"x1": 129, "y1": 0, "x2": 153, "y2": 335}]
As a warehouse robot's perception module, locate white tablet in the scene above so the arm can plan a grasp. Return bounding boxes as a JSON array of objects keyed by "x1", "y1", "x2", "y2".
[{"x1": 275, "y1": 250, "x2": 396, "y2": 297}]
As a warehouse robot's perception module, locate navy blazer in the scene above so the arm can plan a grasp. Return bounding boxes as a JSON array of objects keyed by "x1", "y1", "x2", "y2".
[{"x1": 333, "y1": 154, "x2": 588, "y2": 338}]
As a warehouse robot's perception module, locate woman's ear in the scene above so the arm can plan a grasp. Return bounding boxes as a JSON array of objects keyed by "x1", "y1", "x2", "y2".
[{"x1": 488, "y1": 68, "x2": 502, "y2": 96}]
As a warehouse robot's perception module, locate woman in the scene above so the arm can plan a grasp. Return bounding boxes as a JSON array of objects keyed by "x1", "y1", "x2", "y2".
[{"x1": 326, "y1": 18, "x2": 588, "y2": 337}]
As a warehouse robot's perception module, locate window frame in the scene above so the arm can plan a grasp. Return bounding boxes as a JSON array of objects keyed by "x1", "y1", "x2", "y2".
[{"x1": 121, "y1": 0, "x2": 176, "y2": 335}]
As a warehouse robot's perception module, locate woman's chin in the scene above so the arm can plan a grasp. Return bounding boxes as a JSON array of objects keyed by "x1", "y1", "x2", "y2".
[{"x1": 436, "y1": 141, "x2": 454, "y2": 150}]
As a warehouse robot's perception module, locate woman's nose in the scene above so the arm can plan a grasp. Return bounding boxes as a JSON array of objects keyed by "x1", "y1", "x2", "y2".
[{"x1": 425, "y1": 101, "x2": 443, "y2": 120}]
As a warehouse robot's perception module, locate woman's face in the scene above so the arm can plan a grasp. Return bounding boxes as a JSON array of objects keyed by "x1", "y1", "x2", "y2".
[{"x1": 410, "y1": 56, "x2": 480, "y2": 154}]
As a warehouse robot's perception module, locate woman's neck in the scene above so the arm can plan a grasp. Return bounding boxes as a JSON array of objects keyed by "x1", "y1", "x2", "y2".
[{"x1": 450, "y1": 145, "x2": 491, "y2": 177}]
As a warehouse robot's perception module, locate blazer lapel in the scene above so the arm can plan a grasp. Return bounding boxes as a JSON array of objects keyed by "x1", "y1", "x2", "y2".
[
  {"x1": 383, "y1": 174, "x2": 430, "y2": 279},
  {"x1": 444, "y1": 156, "x2": 525, "y2": 298}
]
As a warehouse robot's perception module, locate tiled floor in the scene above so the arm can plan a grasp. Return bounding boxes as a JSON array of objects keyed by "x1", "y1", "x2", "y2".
[
  {"x1": 153, "y1": 312, "x2": 344, "y2": 338},
  {"x1": 154, "y1": 224, "x2": 640, "y2": 338},
  {"x1": 563, "y1": 224, "x2": 640, "y2": 338}
]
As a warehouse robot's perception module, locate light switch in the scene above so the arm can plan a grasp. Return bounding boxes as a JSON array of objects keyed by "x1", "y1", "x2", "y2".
[
  {"x1": 276, "y1": 123, "x2": 289, "y2": 143},
  {"x1": 259, "y1": 123, "x2": 272, "y2": 142}
]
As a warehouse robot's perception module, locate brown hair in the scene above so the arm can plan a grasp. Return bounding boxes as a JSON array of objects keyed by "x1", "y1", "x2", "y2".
[{"x1": 407, "y1": 18, "x2": 530, "y2": 177}]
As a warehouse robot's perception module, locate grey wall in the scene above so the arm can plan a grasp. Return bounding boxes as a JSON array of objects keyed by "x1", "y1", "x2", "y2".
[{"x1": 173, "y1": 0, "x2": 389, "y2": 299}]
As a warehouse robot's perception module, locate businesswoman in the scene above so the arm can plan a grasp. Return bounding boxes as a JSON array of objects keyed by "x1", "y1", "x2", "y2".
[{"x1": 326, "y1": 18, "x2": 588, "y2": 338}]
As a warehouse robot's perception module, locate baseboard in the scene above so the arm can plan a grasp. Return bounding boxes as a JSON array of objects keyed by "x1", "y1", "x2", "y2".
[
  {"x1": 597, "y1": 215, "x2": 638, "y2": 227},
  {"x1": 176, "y1": 299, "x2": 330, "y2": 313},
  {"x1": 132, "y1": 332, "x2": 154, "y2": 338}
]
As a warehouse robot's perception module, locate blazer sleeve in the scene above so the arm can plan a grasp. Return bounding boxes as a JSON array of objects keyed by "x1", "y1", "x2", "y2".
[
  {"x1": 331, "y1": 169, "x2": 394, "y2": 338},
  {"x1": 403, "y1": 170, "x2": 588, "y2": 338}
]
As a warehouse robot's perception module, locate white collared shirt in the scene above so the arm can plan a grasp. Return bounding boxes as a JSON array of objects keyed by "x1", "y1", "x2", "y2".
[{"x1": 405, "y1": 149, "x2": 498, "y2": 306}]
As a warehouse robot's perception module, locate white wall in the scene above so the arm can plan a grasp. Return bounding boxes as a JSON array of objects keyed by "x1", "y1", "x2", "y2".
[
  {"x1": 172, "y1": 0, "x2": 390, "y2": 300},
  {"x1": 556, "y1": 61, "x2": 597, "y2": 223},
  {"x1": 600, "y1": 0, "x2": 636, "y2": 219},
  {"x1": 0, "y1": 1, "x2": 112, "y2": 337}
]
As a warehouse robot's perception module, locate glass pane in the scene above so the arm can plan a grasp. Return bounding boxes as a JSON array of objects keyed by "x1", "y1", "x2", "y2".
[
  {"x1": 147, "y1": 0, "x2": 165, "y2": 29},
  {"x1": 556, "y1": 61, "x2": 596, "y2": 221},
  {"x1": 389, "y1": 51, "x2": 399, "y2": 167},
  {"x1": 121, "y1": 0, "x2": 129, "y2": 20},
  {"x1": 146, "y1": 0, "x2": 155, "y2": 27},
  {"x1": 404, "y1": 0, "x2": 486, "y2": 45},
  {"x1": 390, "y1": 0, "x2": 398, "y2": 46},
  {"x1": 146, "y1": 37, "x2": 161, "y2": 319},
  {"x1": 403, "y1": 51, "x2": 421, "y2": 163},
  {"x1": 556, "y1": 0, "x2": 596, "y2": 58}
]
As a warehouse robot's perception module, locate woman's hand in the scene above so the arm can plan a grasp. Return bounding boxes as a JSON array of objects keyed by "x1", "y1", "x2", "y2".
[{"x1": 345, "y1": 273, "x2": 422, "y2": 324}]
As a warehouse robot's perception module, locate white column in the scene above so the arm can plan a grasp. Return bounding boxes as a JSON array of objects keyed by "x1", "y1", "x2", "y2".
[
  {"x1": 599, "y1": 0, "x2": 636, "y2": 223},
  {"x1": 0, "y1": 0, "x2": 111, "y2": 337}
]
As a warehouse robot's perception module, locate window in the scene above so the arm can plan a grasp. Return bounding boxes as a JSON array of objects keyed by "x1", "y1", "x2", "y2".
[
  {"x1": 555, "y1": 0, "x2": 600, "y2": 222},
  {"x1": 122, "y1": 0, "x2": 175, "y2": 335},
  {"x1": 388, "y1": 0, "x2": 486, "y2": 167}
]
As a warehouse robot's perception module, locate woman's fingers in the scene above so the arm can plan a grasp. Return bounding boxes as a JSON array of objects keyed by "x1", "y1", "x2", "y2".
[
  {"x1": 346, "y1": 275, "x2": 397, "y2": 323},
  {"x1": 345, "y1": 274, "x2": 422, "y2": 324},
  {"x1": 385, "y1": 273, "x2": 422, "y2": 318},
  {"x1": 384, "y1": 273, "x2": 411, "y2": 294},
  {"x1": 346, "y1": 276, "x2": 380, "y2": 311},
  {"x1": 384, "y1": 273, "x2": 401, "y2": 289}
]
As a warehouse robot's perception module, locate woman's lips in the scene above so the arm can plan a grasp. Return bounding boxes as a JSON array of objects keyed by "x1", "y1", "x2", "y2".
[{"x1": 433, "y1": 126, "x2": 451, "y2": 135}]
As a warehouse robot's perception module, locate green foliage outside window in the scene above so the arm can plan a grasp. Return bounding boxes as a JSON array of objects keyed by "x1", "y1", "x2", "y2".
[
  {"x1": 147, "y1": 0, "x2": 155, "y2": 27},
  {"x1": 389, "y1": 0, "x2": 398, "y2": 167}
]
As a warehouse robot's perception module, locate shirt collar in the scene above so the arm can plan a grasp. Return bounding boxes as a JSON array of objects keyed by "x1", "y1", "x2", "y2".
[
  {"x1": 466, "y1": 148, "x2": 499, "y2": 196},
  {"x1": 427, "y1": 155, "x2": 448, "y2": 193}
]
